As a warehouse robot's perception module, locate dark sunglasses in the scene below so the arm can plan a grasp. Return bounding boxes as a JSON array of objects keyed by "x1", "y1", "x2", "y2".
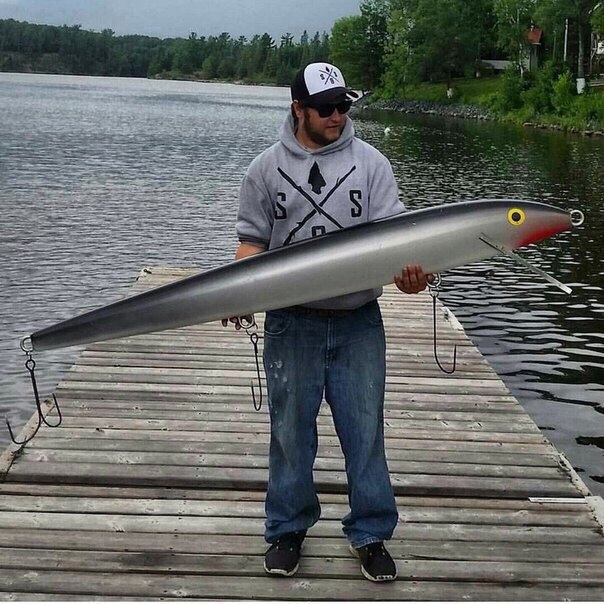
[{"x1": 305, "y1": 100, "x2": 352, "y2": 118}]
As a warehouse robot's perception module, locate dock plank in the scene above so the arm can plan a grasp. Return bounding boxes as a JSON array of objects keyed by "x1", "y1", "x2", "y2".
[
  {"x1": 2, "y1": 570, "x2": 604, "y2": 601},
  {"x1": 1, "y1": 267, "x2": 603, "y2": 601}
]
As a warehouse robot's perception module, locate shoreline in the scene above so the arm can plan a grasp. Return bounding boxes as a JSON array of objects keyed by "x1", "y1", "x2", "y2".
[
  {"x1": 358, "y1": 97, "x2": 604, "y2": 138},
  {"x1": 4, "y1": 69, "x2": 602, "y2": 137}
]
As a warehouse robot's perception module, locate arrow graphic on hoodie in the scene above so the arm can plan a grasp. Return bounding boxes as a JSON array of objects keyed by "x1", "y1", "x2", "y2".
[{"x1": 279, "y1": 165, "x2": 357, "y2": 245}]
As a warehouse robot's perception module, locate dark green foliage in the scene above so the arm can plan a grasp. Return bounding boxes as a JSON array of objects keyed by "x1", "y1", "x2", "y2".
[
  {"x1": 490, "y1": 62, "x2": 604, "y2": 129},
  {"x1": 329, "y1": 0, "x2": 390, "y2": 91},
  {"x1": 380, "y1": 0, "x2": 497, "y2": 95},
  {"x1": 0, "y1": 18, "x2": 330, "y2": 82},
  {"x1": 594, "y1": 3, "x2": 604, "y2": 34},
  {"x1": 571, "y1": 90, "x2": 604, "y2": 125},
  {"x1": 520, "y1": 61, "x2": 561, "y2": 113},
  {"x1": 551, "y1": 69, "x2": 575, "y2": 113},
  {"x1": 498, "y1": 66, "x2": 528, "y2": 111}
]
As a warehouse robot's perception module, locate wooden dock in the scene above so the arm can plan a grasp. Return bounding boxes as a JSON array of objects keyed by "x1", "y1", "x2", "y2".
[{"x1": 1, "y1": 267, "x2": 603, "y2": 601}]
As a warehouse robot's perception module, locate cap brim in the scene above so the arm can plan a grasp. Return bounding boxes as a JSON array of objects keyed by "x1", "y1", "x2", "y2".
[{"x1": 307, "y1": 87, "x2": 359, "y2": 105}]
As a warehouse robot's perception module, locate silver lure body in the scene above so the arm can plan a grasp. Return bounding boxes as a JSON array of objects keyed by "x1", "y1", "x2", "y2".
[{"x1": 29, "y1": 199, "x2": 574, "y2": 351}]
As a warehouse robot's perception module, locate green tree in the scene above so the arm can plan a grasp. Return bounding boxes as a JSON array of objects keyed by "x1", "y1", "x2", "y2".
[
  {"x1": 0, "y1": 18, "x2": 331, "y2": 84},
  {"x1": 380, "y1": 4, "x2": 413, "y2": 96},
  {"x1": 329, "y1": 16, "x2": 368, "y2": 88},
  {"x1": 330, "y1": 0, "x2": 390, "y2": 90},
  {"x1": 202, "y1": 53, "x2": 219, "y2": 78},
  {"x1": 593, "y1": 2, "x2": 604, "y2": 33},
  {"x1": 533, "y1": 0, "x2": 569, "y2": 62},
  {"x1": 533, "y1": 0, "x2": 600, "y2": 82},
  {"x1": 360, "y1": 0, "x2": 391, "y2": 89},
  {"x1": 384, "y1": 0, "x2": 493, "y2": 90},
  {"x1": 493, "y1": 0, "x2": 537, "y2": 70},
  {"x1": 173, "y1": 38, "x2": 193, "y2": 73}
]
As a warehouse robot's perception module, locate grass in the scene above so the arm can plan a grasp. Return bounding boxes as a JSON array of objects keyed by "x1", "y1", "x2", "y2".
[
  {"x1": 378, "y1": 74, "x2": 604, "y2": 131},
  {"x1": 393, "y1": 76, "x2": 502, "y2": 105}
]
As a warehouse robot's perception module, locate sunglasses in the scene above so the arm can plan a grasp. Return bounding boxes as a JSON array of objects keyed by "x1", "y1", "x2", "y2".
[{"x1": 304, "y1": 100, "x2": 352, "y2": 118}]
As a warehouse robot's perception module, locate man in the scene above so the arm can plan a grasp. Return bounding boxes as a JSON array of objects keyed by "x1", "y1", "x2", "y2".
[{"x1": 223, "y1": 62, "x2": 431, "y2": 582}]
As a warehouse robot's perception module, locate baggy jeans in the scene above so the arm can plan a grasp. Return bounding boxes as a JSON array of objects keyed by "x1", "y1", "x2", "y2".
[{"x1": 262, "y1": 300, "x2": 398, "y2": 548}]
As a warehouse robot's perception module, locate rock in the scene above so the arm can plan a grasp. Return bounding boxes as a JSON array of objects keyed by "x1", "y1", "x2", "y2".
[{"x1": 360, "y1": 98, "x2": 494, "y2": 121}]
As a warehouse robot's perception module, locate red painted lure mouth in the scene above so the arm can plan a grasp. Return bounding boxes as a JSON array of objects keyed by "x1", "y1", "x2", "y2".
[
  {"x1": 518, "y1": 223, "x2": 569, "y2": 248},
  {"x1": 517, "y1": 209, "x2": 583, "y2": 248}
]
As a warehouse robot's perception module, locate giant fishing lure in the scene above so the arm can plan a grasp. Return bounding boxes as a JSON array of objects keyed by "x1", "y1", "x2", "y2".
[
  {"x1": 6, "y1": 199, "x2": 583, "y2": 445},
  {"x1": 27, "y1": 199, "x2": 583, "y2": 352}
]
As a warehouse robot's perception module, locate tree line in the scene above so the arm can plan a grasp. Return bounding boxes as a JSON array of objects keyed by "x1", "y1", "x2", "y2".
[
  {"x1": 331, "y1": 0, "x2": 604, "y2": 95},
  {"x1": 0, "y1": 18, "x2": 329, "y2": 83},
  {"x1": 1, "y1": 1, "x2": 603, "y2": 94}
]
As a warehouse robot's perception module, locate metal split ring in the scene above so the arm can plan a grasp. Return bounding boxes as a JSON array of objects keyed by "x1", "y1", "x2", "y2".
[
  {"x1": 428, "y1": 273, "x2": 442, "y2": 289},
  {"x1": 570, "y1": 209, "x2": 584, "y2": 227},
  {"x1": 239, "y1": 315, "x2": 255, "y2": 330},
  {"x1": 20, "y1": 337, "x2": 33, "y2": 354}
]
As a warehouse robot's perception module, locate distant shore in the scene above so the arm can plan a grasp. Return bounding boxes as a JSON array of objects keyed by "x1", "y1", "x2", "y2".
[
  {"x1": 356, "y1": 96, "x2": 604, "y2": 138},
  {"x1": 3, "y1": 67, "x2": 602, "y2": 137}
]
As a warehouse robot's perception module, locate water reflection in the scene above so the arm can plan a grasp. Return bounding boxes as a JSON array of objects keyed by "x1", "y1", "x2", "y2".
[
  {"x1": 355, "y1": 110, "x2": 603, "y2": 493},
  {"x1": 0, "y1": 74, "x2": 602, "y2": 494}
]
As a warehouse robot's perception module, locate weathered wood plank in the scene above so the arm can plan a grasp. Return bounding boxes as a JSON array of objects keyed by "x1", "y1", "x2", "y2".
[
  {"x1": 35, "y1": 416, "x2": 544, "y2": 436},
  {"x1": 2, "y1": 570, "x2": 604, "y2": 601},
  {"x1": 76, "y1": 352, "x2": 495, "y2": 376},
  {"x1": 54, "y1": 386, "x2": 522, "y2": 406},
  {"x1": 50, "y1": 411, "x2": 541, "y2": 435},
  {"x1": 1, "y1": 548, "x2": 604, "y2": 583},
  {"x1": 26, "y1": 439, "x2": 559, "y2": 468},
  {"x1": 32, "y1": 426, "x2": 555, "y2": 450},
  {"x1": 0, "y1": 529, "x2": 601, "y2": 562},
  {"x1": 0, "y1": 496, "x2": 596, "y2": 528},
  {"x1": 0, "y1": 484, "x2": 589, "y2": 511},
  {"x1": 3, "y1": 463, "x2": 579, "y2": 498},
  {"x1": 17, "y1": 450, "x2": 567, "y2": 480},
  {"x1": 56, "y1": 380, "x2": 513, "y2": 397},
  {"x1": 0, "y1": 595, "x2": 173, "y2": 602},
  {"x1": 53, "y1": 393, "x2": 526, "y2": 412},
  {"x1": 55, "y1": 400, "x2": 533, "y2": 422},
  {"x1": 57, "y1": 405, "x2": 532, "y2": 424}
]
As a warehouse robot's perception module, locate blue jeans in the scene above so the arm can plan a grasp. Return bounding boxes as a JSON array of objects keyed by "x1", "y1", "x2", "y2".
[{"x1": 263, "y1": 300, "x2": 398, "y2": 548}]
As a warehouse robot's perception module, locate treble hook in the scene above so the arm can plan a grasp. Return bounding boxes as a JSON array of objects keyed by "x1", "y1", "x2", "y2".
[
  {"x1": 240, "y1": 317, "x2": 263, "y2": 411},
  {"x1": 5, "y1": 338, "x2": 62, "y2": 446},
  {"x1": 428, "y1": 275, "x2": 457, "y2": 375}
]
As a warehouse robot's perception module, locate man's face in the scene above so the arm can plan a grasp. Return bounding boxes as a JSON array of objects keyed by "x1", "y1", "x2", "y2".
[{"x1": 294, "y1": 101, "x2": 347, "y2": 149}]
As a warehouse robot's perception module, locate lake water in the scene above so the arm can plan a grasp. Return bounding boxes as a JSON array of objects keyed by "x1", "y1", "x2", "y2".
[{"x1": 0, "y1": 73, "x2": 602, "y2": 495}]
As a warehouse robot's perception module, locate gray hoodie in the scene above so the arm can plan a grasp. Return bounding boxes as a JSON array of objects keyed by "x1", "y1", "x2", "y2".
[{"x1": 236, "y1": 113, "x2": 405, "y2": 309}]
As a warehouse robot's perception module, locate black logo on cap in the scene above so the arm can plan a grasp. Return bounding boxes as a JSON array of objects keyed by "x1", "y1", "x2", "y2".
[{"x1": 319, "y1": 65, "x2": 340, "y2": 86}]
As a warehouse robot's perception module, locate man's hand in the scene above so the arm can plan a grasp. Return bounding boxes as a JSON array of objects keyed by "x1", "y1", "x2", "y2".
[
  {"x1": 221, "y1": 315, "x2": 254, "y2": 331},
  {"x1": 394, "y1": 265, "x2": 434, "y2": 294},
  {"x1": 221, "y1": 243, "x2": 265, "y2": 330}
]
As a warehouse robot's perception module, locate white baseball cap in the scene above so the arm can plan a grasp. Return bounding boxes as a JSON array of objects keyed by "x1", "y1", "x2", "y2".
[{"x1": 291, "y1": 62, "x2": 358, "y2": 104}]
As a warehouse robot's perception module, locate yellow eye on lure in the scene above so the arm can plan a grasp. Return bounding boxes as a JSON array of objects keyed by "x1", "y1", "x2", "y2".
[{"x1": 508, "y1": 208, "x2": 526, "y2": 226}]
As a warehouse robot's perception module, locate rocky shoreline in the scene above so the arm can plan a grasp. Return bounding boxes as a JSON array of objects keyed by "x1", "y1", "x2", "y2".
[
  {"x1": 356, "y1": 97, "x2": 604, "y2": 137},
  {"x1": 360, "y1": 97, "x2": 494, "y2": 121}
]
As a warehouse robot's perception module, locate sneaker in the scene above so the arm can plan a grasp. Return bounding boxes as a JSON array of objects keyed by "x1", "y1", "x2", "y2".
[
  {"x1": 350, "y1": 541, "x2": 398, "y2": 582},
  {"x1": 264, "y1": 532, "x2": 305, "y2": 577}
]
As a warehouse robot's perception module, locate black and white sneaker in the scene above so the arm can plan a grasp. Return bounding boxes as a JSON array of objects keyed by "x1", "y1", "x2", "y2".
[
  {"x1": 350, "y1": 541, "x2": 398, "y2": 582},
  {"x1": 264, "y1": 532, "x2": 305, "y2": 577}
]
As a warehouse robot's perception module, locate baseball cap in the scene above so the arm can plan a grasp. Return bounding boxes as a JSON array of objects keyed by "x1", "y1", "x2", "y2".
[{"x1": 291, "y1": 63, "x2": 358, "y2": 105}]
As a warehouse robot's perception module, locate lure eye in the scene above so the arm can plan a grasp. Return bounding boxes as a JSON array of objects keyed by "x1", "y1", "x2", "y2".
[{"x1": 508, "y1": 208, "x2": 525, "y2": 226}]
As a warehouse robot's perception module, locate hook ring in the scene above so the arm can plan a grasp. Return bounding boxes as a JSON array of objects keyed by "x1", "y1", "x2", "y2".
[
  {"x1": 429, "y1": 272, "x2": 442, "y2": 289},
  {"x1": 239, "y1": 315, "x2": 256, "y2": 330},
  {"x1": 570, "y1": 209, "x2": 584, "y2": 227},
  {"x1": 20, "y1": 337, "x2": 33, "y2": 354}
]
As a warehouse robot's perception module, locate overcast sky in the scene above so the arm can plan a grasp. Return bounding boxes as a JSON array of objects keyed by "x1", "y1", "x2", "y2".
[{"x1": 0, "y1": 0, "x2": 362, "y2": 40}]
